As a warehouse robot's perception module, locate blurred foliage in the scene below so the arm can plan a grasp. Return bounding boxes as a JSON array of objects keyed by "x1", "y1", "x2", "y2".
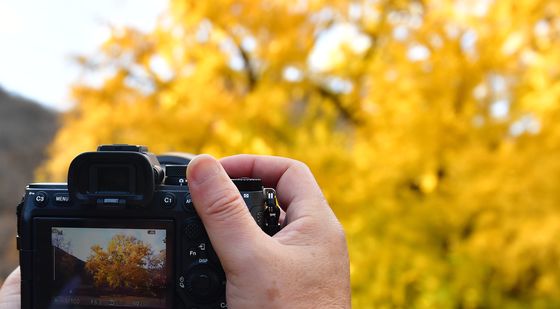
[{"x1": 39, "y1": 0, "x2": 560, "y2": 307}]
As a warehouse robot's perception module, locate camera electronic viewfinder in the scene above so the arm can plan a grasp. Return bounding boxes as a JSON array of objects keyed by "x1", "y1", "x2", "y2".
[{"x1": 17, "y1": 145, "x2": 281, "y2": 309}]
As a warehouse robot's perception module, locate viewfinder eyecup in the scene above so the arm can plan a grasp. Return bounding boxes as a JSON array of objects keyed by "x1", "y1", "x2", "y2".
[{"x1": 68, "y1": 146, "x2": 163, "y2": 207}]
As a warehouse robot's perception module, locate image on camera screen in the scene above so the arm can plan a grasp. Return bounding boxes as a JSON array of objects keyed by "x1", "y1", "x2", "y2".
[{"x1": 50, "y1": 227, "x2": 167, "y2": 308}]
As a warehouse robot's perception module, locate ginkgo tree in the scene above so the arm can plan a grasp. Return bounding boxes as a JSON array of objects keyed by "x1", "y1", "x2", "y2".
[
  {"x1": 86, "y1": 234, "x2": 165, "y2": 291},
  {"x1": 40, "y1": 0, "x2": 560, "y2": 307}
]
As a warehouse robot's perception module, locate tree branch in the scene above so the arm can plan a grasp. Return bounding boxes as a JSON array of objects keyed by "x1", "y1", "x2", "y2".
[
  {"x1": 236, "y1": 43, "x2": 257, "y2": 91},
  {"x1": 316, "y1": 85, "x2": 361, "y2": 126}
]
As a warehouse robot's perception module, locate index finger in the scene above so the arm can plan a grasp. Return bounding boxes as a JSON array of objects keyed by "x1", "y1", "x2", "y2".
[{"x1": 219, "y1": 155, "x2": 326, "y2": 211}]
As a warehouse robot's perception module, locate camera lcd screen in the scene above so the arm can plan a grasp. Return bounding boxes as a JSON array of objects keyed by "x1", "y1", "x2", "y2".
[
  {"x1": 96, "y1": 166, "x2": 133, "y2": 193},
  {"x1": 49, "y1": 227, "x2": 168, "y2": 308}
]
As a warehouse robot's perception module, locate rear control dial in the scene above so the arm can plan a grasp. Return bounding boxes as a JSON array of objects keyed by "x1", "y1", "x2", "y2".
[{"x1": 179, "y1": 266, "x2": 224, "y2": 303}]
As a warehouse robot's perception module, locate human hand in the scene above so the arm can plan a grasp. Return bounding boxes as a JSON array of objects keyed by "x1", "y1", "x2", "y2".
[
  {"x1": 187, "y1": 154, "x2": 351, "y2": 308},
  {"x1": 0, "y1": 155, "x2": 351, "y2": 309},
  {"x1": 0, "y1": 267, "x2": 21, "y2": 309}
]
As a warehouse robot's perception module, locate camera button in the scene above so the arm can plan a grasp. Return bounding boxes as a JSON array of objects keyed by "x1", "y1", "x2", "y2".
[
  {"x1": 161, "y1": 193, "x2": 176, "y2": 208},
  {"x1": 181, "y1": 267, "x2": 222, "y2": 301},
  {"x1": 187, "y1": 247, "x2": 199, "y2": 258},
  {"x1": 183, "y1": 193, "x2": 194, "y2": 212},
  {"x1": 54, "y1": 193, "x2": 70, "y2": 206},
  {"x1": 194, "y1": 274, "x2": 210, "y2": 289},
  {"x1": 34, "y1": 191, "x2": 48, "y2": 207},
  {"x1": 184, "y1": 221, "x2": 204, "y2": 240}
]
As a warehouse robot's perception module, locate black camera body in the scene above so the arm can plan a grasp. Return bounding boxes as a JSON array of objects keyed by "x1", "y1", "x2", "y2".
[{"x1": 17, "y1": 145, "x2": 281, "y2": 309}]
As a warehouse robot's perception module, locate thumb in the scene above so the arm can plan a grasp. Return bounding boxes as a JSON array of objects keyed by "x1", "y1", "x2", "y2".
[
  {"x1": 0, "y1": 267, "x2": 20, "y2": 308},
  {"x1": 186, "y1": 155, "x2": 263, "y2": 269}
]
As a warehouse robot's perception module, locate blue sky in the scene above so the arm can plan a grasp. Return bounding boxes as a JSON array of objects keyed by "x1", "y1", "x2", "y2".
[{"x1": 0, "y1": 0, "x2": 167, "y2": 110}]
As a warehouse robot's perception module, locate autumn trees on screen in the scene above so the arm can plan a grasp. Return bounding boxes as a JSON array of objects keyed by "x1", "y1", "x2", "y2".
[
  {"x1": 85, "y1": 235, "x2": 165, "y2": 294},
  {"x1": 39, "y1": 0, "x2": 560, "y2": 307}
]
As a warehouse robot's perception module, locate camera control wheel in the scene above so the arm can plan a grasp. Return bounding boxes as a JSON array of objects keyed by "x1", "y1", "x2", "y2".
[{"x1": 179, "y1": 266, "x2": 225, "y2": 303}]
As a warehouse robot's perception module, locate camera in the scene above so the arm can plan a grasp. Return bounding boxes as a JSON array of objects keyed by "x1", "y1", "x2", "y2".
[{"x1": 17, "y1": 145, "x2": 281, "y2": 309}]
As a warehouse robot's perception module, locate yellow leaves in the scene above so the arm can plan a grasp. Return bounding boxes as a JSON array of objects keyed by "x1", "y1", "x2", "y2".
[
  {"x1": 40, "y1": 0, "x2": 560, "y2": 307},
  {"x1": 462, "y1": 214, "x2": 560, "y2": 300},
  {"x1": 159, "y1": 89, "x2": 179, "y2": 110},
  {"x1": 501, "y1": 32, "x2": 525, "y2": 56},
  {"x1": 85, "y1": 234, "x2": 162, "y2": 290},
  {"x1": 419, "y1": 172, "x2": 438, "y2": 194},
  {"x1": 249, "y1": 137, "x2": 273, "y2": 154}
]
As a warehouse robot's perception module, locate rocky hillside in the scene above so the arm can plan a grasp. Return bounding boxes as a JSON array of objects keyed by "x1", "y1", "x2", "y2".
[{"x1": 0, "y1": 87, "x2": 59, "y2": 284}]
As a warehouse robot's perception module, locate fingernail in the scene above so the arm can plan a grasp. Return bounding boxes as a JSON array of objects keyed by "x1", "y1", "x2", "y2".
[{"x1": 188, "y1": 155, "x2": 220, "y2": 185}]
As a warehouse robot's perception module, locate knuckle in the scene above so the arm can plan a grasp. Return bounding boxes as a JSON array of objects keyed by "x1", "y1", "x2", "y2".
[
  {"x1": 291, "y1": 159, "x2": 312, "y2": 174},
  {"x1": 203, "y1": 186, "x2": 245, "y2": 221},
  {"x1": 328, "y1": 220, "x2": 348, "y2": 251}
]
